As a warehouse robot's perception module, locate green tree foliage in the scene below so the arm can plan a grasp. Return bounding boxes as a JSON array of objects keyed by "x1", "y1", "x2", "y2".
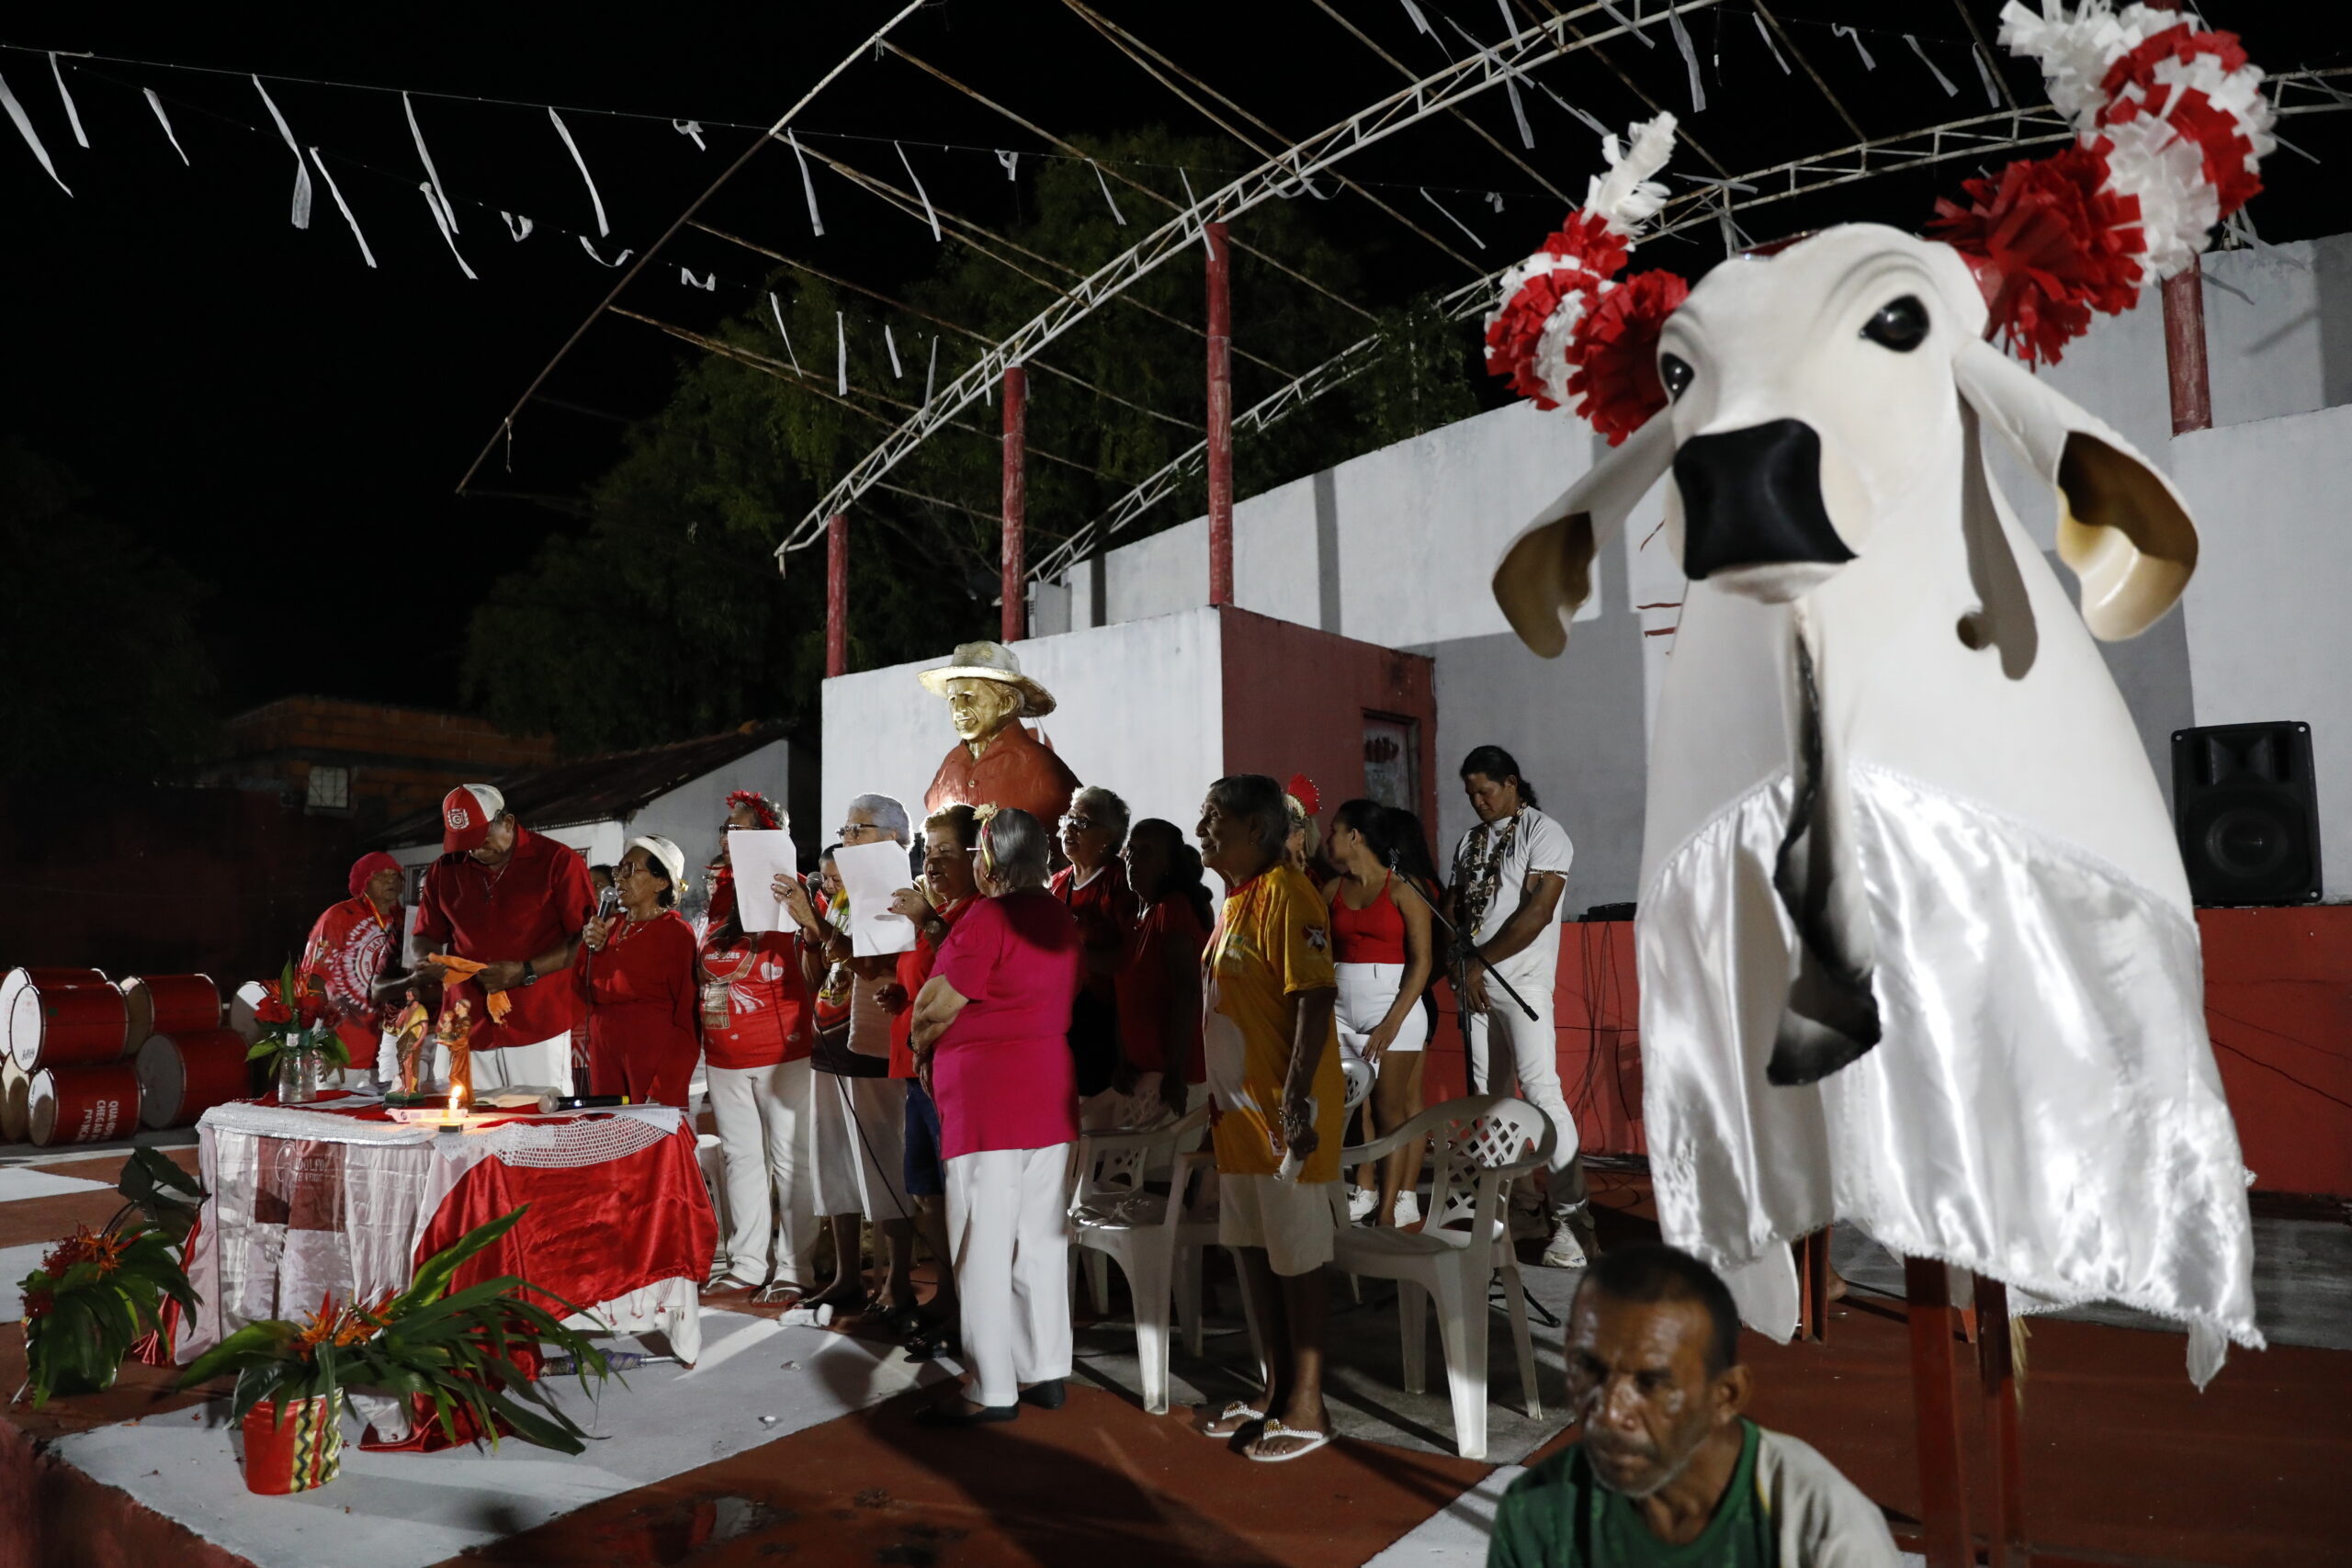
[
  {"x1": 0, "y1": 440, "x2": 219, "y2": 782},
  {"x1": 464, "y1": 130, "x2": 1479, "y2": 755}
]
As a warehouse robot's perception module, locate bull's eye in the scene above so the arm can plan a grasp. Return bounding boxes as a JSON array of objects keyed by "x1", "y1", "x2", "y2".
[
  {"x1": 1659, "y1": 353, "x2": 1694, "y2": 400},
  {"x1": 1862, "y1": 296, "x2": 1929, "y2": 352}
]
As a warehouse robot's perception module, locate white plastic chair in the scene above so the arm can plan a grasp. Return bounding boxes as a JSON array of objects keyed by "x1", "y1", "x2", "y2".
[
  {"x1": 1330, "y1": 1094, "x2": 1555, "y2": 1461},
  {"x1": 1068, "y1": 1104, "x2": 1214, "y2": 1414}
]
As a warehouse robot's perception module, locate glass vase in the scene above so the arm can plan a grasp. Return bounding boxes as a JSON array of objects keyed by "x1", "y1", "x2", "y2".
[{"x1": 276, "y1": 1048, "x2": 327, "y2": 1105}]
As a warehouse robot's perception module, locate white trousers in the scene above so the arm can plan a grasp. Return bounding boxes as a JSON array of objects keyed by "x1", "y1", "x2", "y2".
[
  {"x1": 416, "y1": 1032, "x2": 574, "y2": 1098},
  {"x1": 946, "y1": 1144, "x2": 1074, "y2": 1408},
  {"x1": 809, "y1": 1071, "x2": 910, "y2": 1223},
  {"x1": 1463, "y1": 987, "x2": 1579, "y2": 1178},
  {"x1": 706, "y1": 1059, "x2": 819, "y2": 1286}
]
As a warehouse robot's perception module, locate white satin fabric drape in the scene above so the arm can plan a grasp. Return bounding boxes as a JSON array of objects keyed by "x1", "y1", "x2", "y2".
[{"x1": 1641, "y1": 763, "x2": 2260, "y2": 1382}]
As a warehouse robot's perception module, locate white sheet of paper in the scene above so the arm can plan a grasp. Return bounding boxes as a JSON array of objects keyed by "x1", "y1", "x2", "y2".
[
  {"x1": 726, "y1": 829, "x2": 803, "y2": 934},
  {"x1": 834, "y1": 838, "x2": 918, "y2": 957}
]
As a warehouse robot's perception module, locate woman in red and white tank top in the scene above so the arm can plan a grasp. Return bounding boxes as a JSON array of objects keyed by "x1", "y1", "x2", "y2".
[{"x1": 1323, "y1": 799, "x2": 1436, "y2": 1227}]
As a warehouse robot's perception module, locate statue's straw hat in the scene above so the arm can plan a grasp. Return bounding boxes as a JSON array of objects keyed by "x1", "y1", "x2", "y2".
[{"x1": 917, "y1": 640, "x2": 1057, "y2": 718}]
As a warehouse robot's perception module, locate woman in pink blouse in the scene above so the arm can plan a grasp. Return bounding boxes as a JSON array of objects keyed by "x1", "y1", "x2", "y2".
[{"x1": 908, "y1": 807, "x2": 1084, "y2": 1427}]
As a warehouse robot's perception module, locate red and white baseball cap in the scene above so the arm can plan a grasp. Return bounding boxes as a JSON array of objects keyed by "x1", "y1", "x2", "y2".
[{"x1": 441, "y1": 784, "x2": 506, "y2": 853}]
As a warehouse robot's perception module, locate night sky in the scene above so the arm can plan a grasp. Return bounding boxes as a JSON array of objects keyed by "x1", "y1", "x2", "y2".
[{"x1": 5, "y1": 2, "x2": 2346, "y2": 717}]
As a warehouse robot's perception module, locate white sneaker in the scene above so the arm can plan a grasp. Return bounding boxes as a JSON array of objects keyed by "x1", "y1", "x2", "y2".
[
  {"x1": 1540, "y1": 1226, "x2": 1589, "y2": 1269},
  {"x1": 1349, "y1": 1187, "x2": 1378, "y2": 1223},
  {"x1": 1393, "y1": 1190, "x2": 1420, "y2": 1227}
]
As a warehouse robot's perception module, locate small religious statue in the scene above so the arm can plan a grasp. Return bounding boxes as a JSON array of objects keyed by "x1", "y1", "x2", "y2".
[
  {"x1": 432, "y1": 995, "x2": 477, "y2": 1113},
  {"x1": 920, "y1": 640, "x2": 1081, "y2": 823},
  {"x1": 390, "y1": 989, "x2": 433, "y2": 1100}
]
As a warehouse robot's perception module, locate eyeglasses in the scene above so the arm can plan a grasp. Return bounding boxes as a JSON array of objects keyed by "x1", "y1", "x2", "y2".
[{"x1": 1063, "y1": 816, "x2": 1101, "y2": 832}]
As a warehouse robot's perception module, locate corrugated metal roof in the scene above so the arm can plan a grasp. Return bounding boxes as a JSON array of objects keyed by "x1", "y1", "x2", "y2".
[{"x1": 379, "y1": 722, "x2": 794, "y2": 848}]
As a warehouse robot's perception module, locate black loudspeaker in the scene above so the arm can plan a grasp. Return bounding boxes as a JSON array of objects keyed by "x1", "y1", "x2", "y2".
[{"x1": 2170, "y1": 722, "x2": 2323, "y2": 907}]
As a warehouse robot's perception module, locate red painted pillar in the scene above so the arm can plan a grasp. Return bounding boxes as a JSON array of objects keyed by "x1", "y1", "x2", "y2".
[
  {"x1": 825, "y1": 512, "x2": 848, "y2": 679},
  {"x1": 2164, "y1": 264, "x2": 2213, "y2": 434},
  {"x1": 1002, "y1": 365, "x2": 1027, "y2": 642},
  {"x1": 1205, "y1": 220, "x2": 1234, "y2": 608},
  {"x1": 2145, "y1": 0, "x2": 2213, "y2": 437}
]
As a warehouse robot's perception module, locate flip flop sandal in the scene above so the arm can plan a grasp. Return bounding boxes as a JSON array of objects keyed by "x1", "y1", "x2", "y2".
[
  {"x1": 1246, "y1": 1419, "x2": 1332, "y2": 1462},
  {"x1": 1200, "y1": 1400, "x2": 1267, "y2": 1438},
  {"x1": 752, "y1": 1282, "x2": 805, "y2": 1307},
  {"x1": 901, "y1": 1325, "x2": 961, "y2": 1362}
]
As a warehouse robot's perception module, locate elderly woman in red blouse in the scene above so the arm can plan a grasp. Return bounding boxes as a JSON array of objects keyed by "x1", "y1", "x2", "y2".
[
  {"x1": 909, "y1": 807, "x2": 1084, "y2": 1427},
  {"x1": 578, "y1": 835, "x2": 700, "y2": 1106}
]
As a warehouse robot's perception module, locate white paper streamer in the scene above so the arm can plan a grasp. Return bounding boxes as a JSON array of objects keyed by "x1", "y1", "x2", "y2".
[
  {"x1": 786, "y1": 129, "x2": 824, "y2": 238},
  {"x1": 0, "y1": 70, "x2": 70, "y2": 195},
  {"x1": 48, "y1": 53, "x2": 86, "y2": 149},
  {"x1": 1905, "y1": 35, "x2": 1960, "y2": 97},
  {"x1": 1598, "y1": 1, "x2": 1656, "y2": 49},
  {"x1": 422, "y1": 183, "x2": 476, "y2": 277},
  {"x1": 403, "y1": 92, "x2": 455, "y2": 232},
  {"x1": 885, "y1": 324, "x2": 904, "y2": 378},
  {"x1": 835, "y1": 311, "x2": 848, "y2": 395},
  {"x1": 673, "y1": 118, "x2": 707, "y2": 152},
  {"x1": 680, "y1": 266, "x2": 716, "y2": 290},
  {"x1": 1667, "y1": 6, "x2": 1706, "y2": 113},
  {"x1": 253, "y1": 76, "x2": 312, "y2": 229},
  {"x1": 894, "y1": 141, "x2": 940, "y2": 242},
  {"x1": 500, "y1": 210, "x2": 534, "y2": 240},
  {"x1": 1752, "y1": 15, "x2": 1791, "y2": 74},
  {"x1": 578, "y1": 236, "x2": 632, "y2": 267},
  {"x1": 923, "y1": 334, "x2": 938, "y2": 405},
  {"x1": 1487, "y1": 191, "x2": 1505, "y2": 212},
  {"x1": 1971, "y1": 46, "x2": 2002, "y2": 107},
  {"x1": 1832, "y1": 25, "x2": 1876, "y2": 72},
  {"x1": 1398, "y1": 0, "x2": 1433, "y2": 38},
  {"x1": 547, "y1": 107, "x2": 608, "y2": 236},
  {"x1": 1089, "y1": 159, "x2": 1126, "y2": 226},
  {"x1": 143, "y1": 88, "x2": 189, "y2": 165},
  {"x1": 996, "y1": 149, "x2": 1019, "y2": 180},
  {"x1": 768, "y1": 293, "x2": 802, "y2": 372},
  {"x1": 1418, "y1": 187, "x2": 1486, "y2": 249},
  {"x1": 310, "y1": 148, "x2": 377, "y2": 267}
]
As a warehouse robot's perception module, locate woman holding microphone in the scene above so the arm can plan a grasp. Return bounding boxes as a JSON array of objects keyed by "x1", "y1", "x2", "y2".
[{"x1": 577, "y1": 836, "x2": 700, "y2": 1106}]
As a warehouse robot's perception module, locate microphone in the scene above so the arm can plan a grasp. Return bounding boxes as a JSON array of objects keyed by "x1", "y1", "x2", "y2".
[{"x1": 595, "y1": 886, "x2": 621, "y2": 922}]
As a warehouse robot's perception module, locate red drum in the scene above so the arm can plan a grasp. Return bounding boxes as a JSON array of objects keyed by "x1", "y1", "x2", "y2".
[
  {"x1": 1, "y1": 1057, "x2": 28, "y2": 1143},
  {"x1": 136, "y1": 1029, "x2": 254, "y2": 1129},
  {"x1": 0, "y1": 967, "x2": 107, "y2": 1060},
  {"x1": 27, "y1": 1064, "x2": 141, "y2": 1146},
  {"x1": 121, "y1": 974, "x2": 220, "y2": 1047},
  {"x1": 7, "y1": 981, "x2": 131, "y2": 1072}
]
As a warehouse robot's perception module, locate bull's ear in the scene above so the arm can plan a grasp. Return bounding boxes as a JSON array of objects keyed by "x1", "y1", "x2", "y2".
[
  {"x1": 1951, "y1": 335, "x2": 2199, "y2": 640},
  {"x1": 1493, "y1": 412, "x2": 1679, "y2": 657}
]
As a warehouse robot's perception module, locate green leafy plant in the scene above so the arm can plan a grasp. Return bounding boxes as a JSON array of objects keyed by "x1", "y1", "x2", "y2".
[
  {"x1": 244, "y1": 959, "x2": 350, "y2": 1074},
  {"x1": 16, "y1": 1149, "x2": 209, "y2": 1407},
  {"x1": 179, "y1": 1206, "x2": 616, "y2": 1452}
]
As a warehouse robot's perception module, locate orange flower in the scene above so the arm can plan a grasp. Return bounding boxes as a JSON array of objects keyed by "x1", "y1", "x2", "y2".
[{"x1": 40, "y1": 1224, "x2": 130, "y2": 1278}]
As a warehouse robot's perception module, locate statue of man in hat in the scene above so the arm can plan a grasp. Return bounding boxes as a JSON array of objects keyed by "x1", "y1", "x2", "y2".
[{"x1": 921, "y1": 640, "x2": 1080, "y2": 824}]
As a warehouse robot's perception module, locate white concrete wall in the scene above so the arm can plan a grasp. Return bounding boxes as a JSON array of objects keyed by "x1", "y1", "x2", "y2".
[
  {"x1": 2174, "y1": 400, "x2": 2352, "y2": 897},
  {"x1": 820, "y1": 608, "x2": 1225, "y2": 852}
]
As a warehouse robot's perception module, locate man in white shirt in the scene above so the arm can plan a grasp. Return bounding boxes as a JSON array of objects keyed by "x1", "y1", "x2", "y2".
[{"x1": 1449, "y1": 745, "x2": 1595, "y2": 1268}]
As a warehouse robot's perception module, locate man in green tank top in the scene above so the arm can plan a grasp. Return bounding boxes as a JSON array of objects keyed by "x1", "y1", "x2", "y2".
[{"x1": 1490, "y1": 1244, "x2": 1897, "y2": 1566}]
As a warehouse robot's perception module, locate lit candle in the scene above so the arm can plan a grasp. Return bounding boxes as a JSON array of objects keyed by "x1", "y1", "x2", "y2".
[{"x1": 444, "y1": 1085, "x2": 463, "y2": 1127}]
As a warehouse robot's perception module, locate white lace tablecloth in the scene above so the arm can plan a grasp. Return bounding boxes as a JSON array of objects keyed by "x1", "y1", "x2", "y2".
[{"x1": 180, "y1": 1095, "x2": 703, "y2": 1365}]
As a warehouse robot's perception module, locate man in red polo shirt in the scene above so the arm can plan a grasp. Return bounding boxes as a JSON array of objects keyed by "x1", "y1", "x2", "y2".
[{"x1": 412, "y1": 784, "x2": 597, "y2": 1095}]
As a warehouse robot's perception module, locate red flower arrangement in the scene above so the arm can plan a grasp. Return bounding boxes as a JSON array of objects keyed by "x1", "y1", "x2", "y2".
[
  {"x1": 1927, "y1": 144, "x2": 2145, "y2": 367},
  {"x1": 1566, "y1": 269, "x2": 1693, "y2": 445},
  {"x1": 1483, "y1": 211, "x2": 1633, "y2": 411}
]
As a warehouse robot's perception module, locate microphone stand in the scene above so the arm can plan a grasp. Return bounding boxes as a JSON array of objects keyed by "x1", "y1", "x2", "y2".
[{"x1": 1385, "y1": 850, "x2": 1540, "y2": 1023}]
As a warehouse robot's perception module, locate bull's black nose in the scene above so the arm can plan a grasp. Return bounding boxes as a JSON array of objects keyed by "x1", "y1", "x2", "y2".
[{"x1": 1675, "y1": 419, "x2": 1854, "y2": 580}]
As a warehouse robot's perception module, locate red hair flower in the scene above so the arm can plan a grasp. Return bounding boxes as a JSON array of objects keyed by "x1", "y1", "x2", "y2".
[
  {"x1": 1284, "y1": 773, "x2": 1321, "y2": 819},
  {"x1": 726, "y1": 790, "x2": 781, "y2": 831},
  {"x1": 1566, "y1": 269, "x2": 1691, "y2": 445}
]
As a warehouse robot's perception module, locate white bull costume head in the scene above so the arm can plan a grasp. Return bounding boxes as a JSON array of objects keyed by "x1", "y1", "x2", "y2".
[{"x1": 1485, "y1": 3, "x2": 2272, "y2": 1381}]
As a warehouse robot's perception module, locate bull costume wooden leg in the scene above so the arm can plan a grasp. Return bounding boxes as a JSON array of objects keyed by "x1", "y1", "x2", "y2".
[
  {"x1": 1904, "y1": 1258, "x2": 1973, "y2": 1568},
  {"x1": 1973, "y1": 1275, "x2": 2029, "y2": 1568}
]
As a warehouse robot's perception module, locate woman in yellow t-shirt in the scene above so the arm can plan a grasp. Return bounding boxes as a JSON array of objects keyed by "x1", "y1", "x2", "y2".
[{"x1": 1196, "y1": 773, "x2": 1343, "y2": 1463}]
